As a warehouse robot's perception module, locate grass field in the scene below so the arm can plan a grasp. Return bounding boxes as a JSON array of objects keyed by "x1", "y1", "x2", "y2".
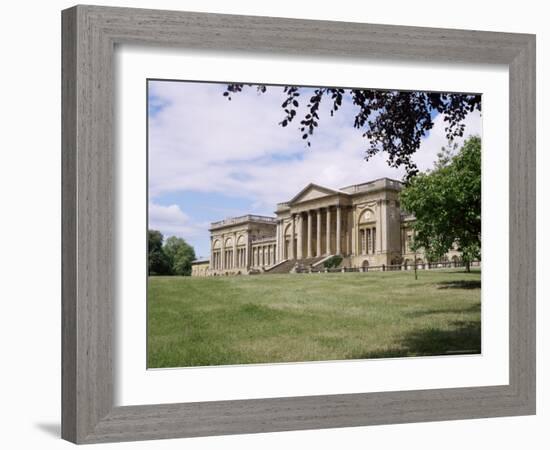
[{"x1": 147, "y1": 269, "x2": 481, "y2": 368}]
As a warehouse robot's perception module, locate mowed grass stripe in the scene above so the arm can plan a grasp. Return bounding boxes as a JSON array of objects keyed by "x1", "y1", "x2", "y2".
[{"x1": 147, "y1": 269, "x2": 481, "y2": 368}]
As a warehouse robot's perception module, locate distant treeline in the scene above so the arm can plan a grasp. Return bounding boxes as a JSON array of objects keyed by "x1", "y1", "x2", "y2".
[{"x1": 148, "y1": 230, "x2": 196, "y2": 276}]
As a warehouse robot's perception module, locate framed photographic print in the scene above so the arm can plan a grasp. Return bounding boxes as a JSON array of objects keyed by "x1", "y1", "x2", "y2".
[{"x1": 61, "y1": 4, "x2": 536, "y2": 444}]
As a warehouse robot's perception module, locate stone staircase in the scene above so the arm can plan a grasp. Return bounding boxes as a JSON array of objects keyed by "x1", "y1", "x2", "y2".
[
  {"x1": 295, "y1": 256, "x2": 330, "y2": 272},
  {"x1": 264, "y1": 259, "x2": 296, "y2": 274},
  {"x1": 265, "y1": 257, "x2": 327, "y2": 274}
]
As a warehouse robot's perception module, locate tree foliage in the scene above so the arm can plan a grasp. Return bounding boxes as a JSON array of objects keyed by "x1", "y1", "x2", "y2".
[
  {"x1": 148, "y1": 230, "x2": 171, "y2": 275},
  {"x1": 323, "y1": 255, "x2": 343, "y2": 269},
  {"x1": 164, "y1": 236, "x2": 196, "y2": 276},
  {"x1": 400, "y1": 136, "x2": 481, "y2": 271},
  {"x1": 148, "y1": 230, "x2": 196, "y2": 276},
  {"x1": 223, "y1": 85, "x2": 481, "y2": 177}
]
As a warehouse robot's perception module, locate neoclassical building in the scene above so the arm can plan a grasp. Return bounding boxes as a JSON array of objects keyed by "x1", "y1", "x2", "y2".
[{"x1": 205, "y1": 177, "x2": 460, "y2": 275}]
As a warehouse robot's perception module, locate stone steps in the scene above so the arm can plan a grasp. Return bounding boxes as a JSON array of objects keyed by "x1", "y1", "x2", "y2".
[
  {"x1": 264, "y1": 256, "x2": 326, "y2": 274},
  {"x1": 263, "y1": 259, "x2": 296, "y2": 274}
]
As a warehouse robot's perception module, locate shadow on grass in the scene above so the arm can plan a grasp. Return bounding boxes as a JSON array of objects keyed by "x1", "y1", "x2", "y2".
[
  {"x1": 355, "y1": 320, "x2": 481, "y2": 359},
  {"x1": 437, "y1": 280, "x2": 481, "y2": 290},
  {"x1": 405, "y1": 303, "x2": 481, "y2": 319}
]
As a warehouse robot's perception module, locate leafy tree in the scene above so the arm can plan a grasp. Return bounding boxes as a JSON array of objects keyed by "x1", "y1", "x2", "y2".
[
  {"x1": 148, "y1": 230, "x2": 172, "y2": 275},
  {"x1": 164, "y1": 236, "x2": 196, "y2": 276},
  {"x1": 224, "y1": 85, "x2": 480, "y2": 178},
  {"x1": 433, "y1": 141, "x2": 459, "y2": 170},
  {"x1": 400, "y1": 136, "x2": 481, "y2": 271}
]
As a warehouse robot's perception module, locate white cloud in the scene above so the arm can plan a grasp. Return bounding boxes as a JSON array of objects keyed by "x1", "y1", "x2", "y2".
[
  {"x1": 413, "y1": 110, "x2": 482, "y2": 172},
  {"x1": 148, "y1": 203, "x2": 205, "y2": 238},
  {"x1": 149, "y1": 81, "x2": 482, "y2": 213}
]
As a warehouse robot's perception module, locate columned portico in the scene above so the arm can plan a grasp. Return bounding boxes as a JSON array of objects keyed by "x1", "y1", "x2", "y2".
[
  {"x1": 280, "y1": 203, "x2": 344, "y2": 260},
  {"x1": 277, "y1": 188, "x2": 350, "y2": 261}
]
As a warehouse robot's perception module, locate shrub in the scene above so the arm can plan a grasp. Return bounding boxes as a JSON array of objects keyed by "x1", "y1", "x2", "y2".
[{"x1": 324, "y1": 255, "x2": 343, "y2": 269}]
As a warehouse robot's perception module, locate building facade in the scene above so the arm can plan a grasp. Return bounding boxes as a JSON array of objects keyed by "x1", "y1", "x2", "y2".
[
  {"x1": 201, "y1": 178, "x2": 461, "y2": 276},
  {"x1": 191, "y1": 259, "x2": 210, "y2": 277}
]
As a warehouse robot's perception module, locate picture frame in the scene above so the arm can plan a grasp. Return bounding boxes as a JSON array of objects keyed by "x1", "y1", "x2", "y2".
[{"x1": 61, "y1": 4, "x2": 536, "y2": 444}]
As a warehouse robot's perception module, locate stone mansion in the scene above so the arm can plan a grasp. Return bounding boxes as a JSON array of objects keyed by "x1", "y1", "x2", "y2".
[{"x1": 195, "y1": 177, "x2": 461, "y2": 276}]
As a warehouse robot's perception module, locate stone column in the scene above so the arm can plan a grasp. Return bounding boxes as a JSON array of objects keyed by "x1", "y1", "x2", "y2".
[
  {"x1": 221, "y1": 236, "x2": 225, "y2": 270},
  {"x1": 376, "y1": 199, "x2": 384, "y2": 253},
  {"x1": 281, "y1": 222, "x2": 286, "y2": 260},
  {"x1": 326, "y1": 207, "x2": 331, "y2": 255},
  {"x1": 245, "y1": 237, "x2": 249, "y2": 269},
  {"x1": 336, "y1": 206, "x2": 341, "y2": 255},
  {"x1": 307, "y1": 211, "x2": 312, "y2": 258},
  {"x1": 283, "y1": 222, "x2": 286, "y2": 260},
  {"x1": 297, "y1": 214, "x2": 303, "y2": 260},
  {"x1": 210, "y1": 237, "x2": 214, "y2": 272},
  {"x1": 275, "y1": 222, "x2": 280, "y2": 263},
  {"x1": 351, "y1": 209, "x2": 356, "y2": 256},
  {"x1": 316, "y1": 209, "x2": 322, "y2": 256},
  {"x1": 233, "y1": 234, "x2": 237, "y2": 269},
  {"x1": 290, "y1": 215, "x2": 295, "y2": 259}
]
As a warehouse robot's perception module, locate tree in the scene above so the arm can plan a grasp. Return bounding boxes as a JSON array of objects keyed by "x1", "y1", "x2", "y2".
[
  {"x1": 164, "y1": 236, "x2": 196, "y2": 276},
  {"x1": 399, "y1": 136, "x2": 481, "y2": 272},
  {"x1": 223, "y1": 85, "x2": 481, "y2": 178},
  {"x1": 148, "y1": 230, "x2": 172, "y2": 275}
]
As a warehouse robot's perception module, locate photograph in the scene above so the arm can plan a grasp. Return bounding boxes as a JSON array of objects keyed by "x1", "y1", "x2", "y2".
[
  {"x1": 1, "y1": 0, "x2": 541, "y2": 446},
  {"x1": 146, "y1": 79, "x2": 482, "y2": 368}
]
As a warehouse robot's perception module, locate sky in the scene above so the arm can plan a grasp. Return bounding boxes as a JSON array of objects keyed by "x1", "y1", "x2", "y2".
[{"x1": 148, "y1": 80, "x2": 481, "y2": 258}]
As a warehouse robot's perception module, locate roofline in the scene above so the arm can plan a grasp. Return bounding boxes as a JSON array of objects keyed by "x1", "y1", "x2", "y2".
[
  {"x1": 286, "y1": 182, "x2": 346, "y2": 205},
  {"x1": 209, "y1": 214, "x2": 277, "y2": 230},
  {"x1": 339, "y1": 177, "x2": 403, "y2": 191}
]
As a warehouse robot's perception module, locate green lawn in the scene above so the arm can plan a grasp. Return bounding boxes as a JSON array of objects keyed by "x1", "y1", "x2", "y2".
[{"x1": 147, "y1": 269, "x2": 481, "y2": 368}]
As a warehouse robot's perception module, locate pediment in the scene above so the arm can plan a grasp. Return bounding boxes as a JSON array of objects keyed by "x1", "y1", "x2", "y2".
[{"x1": 288, "y1": 183, "x2": 342, "y2": 205}]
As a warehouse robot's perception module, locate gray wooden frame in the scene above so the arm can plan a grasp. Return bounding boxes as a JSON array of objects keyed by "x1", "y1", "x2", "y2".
[{"x1": 62, "y1": 4, "x2": 536, "y2": 444}]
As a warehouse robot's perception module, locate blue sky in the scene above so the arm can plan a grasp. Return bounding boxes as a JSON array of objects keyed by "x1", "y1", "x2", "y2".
[{"x1": 148, "y1": 80, "x2": 481, "y2": 258}]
